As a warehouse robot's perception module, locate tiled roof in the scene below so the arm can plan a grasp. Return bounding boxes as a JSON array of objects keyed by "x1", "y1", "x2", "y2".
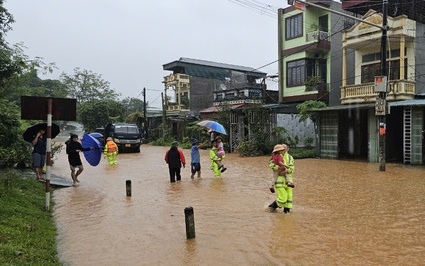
[
  {"x1": 163, "y1": 57, "x2": 267, "y2": 79},
  {"x1": 199, "y1": 104, "x2": 246, "y2": 114}
]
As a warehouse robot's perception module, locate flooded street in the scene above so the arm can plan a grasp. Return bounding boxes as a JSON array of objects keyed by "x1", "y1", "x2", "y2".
[{"x1": 52, "y1": 144, "x2": 425, "y2": 265}]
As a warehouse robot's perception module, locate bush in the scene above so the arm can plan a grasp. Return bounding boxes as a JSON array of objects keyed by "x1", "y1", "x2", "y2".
[
  {"x1": 150, "y1": 136, "x2": 174, "y2": 146},
  {"x1": 290, "y1": 147, "x2": 317, "y2": 159},
  {"x1": 236, "y1": 141, "x2": 262, "y2": 157}
]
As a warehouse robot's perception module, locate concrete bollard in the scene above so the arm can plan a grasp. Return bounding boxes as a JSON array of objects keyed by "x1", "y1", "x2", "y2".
[
  {"x1": 126, "y1": 180, "x2": 131, "y2": 197},
  {"x1": 184, "y1": 206, "x2": 195, "y2": 239}
]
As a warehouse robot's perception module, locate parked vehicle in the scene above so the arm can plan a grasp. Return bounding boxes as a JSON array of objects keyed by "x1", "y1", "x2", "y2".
[{"x1": 94, "y1": 123, "x2": 142, "y2": 153}]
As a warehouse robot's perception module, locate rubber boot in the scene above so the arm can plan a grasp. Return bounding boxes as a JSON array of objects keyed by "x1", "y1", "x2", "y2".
[
  {"x1": 268, "y1": 201, "x2": 278, "y2": 209},
  {"x1": 283, "y1": 207, "x2": 291, "y2": 213}
]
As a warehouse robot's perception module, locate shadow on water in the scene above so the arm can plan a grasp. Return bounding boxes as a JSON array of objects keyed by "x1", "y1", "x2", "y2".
[{"x1": 51, "y1": 144, "x2": 425, "y2": 265}]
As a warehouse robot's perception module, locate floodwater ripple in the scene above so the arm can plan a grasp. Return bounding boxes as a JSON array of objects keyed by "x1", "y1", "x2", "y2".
[{"x1": 51, "y1": 144, "x2": 425, "y2": 265}]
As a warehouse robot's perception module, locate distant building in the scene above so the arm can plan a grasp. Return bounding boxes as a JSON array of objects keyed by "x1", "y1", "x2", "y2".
[
  {"x1": 162, "y1": 57, "x2": 280, "y2": 146},
  {"x1": 162, "y1": 57, "x2": 273, "y2": 118}
]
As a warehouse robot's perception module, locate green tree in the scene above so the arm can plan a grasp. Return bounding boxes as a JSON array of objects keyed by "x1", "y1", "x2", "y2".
[
  {"x1": 125, "y1": 111, "x2": 144, "y2": 128},
  {"x1": 122, "y1": 97, "x2": 145, "y2": 116},
  {"x1": 1, "y1": 43, "x2": 58, "y2": 102},
  {"x1": 0, "y1": 43, "x2": 25, "y2": 90},
  {"x1": 78, "y1": 100, "x2": 125, "y2": 132},
  {"x1": 0, "y1": 99, "x2": 20, "y2": 147},
  {"x1": 25, "y1": 71, "x2": 68, "y2": 98},
  {"x1": 296, "y1": 100, "x2": 327, "y2": 123},
  {"x1": 60, "y1": 67, "x2": 120, "y2": 103},
  {"x1": 0, "y1": 0, "x2": 14, "y2": 46}
]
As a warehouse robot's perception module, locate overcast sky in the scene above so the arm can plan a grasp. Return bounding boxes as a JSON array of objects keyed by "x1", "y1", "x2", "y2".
[{"x1": 5, "y1": 0, "x2": 288, "y2": 108}]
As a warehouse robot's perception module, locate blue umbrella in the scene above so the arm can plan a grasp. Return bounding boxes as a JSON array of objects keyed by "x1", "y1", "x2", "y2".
[
  {"x1": 82, "y1": 133, "x2": 102, "y2": 166},
  {"x1": 197, "y1": 120, "x2": 227, "y2": 135},
  {"x1": 89, "y1": 132, "x2": 103, "y2": 138}
]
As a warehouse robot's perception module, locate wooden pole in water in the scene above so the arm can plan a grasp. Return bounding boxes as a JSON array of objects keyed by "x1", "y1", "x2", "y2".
[
  {"x1": 126, "y1": 180, "x2": 131, "y2": 197},
  {"x1": 184, "y1": 206, "x2": 195, "y2": 239}
]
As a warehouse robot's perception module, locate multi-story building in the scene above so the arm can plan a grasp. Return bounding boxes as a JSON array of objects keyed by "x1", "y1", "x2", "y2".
[
  {"x1": 162, "y1": 57, "x2": 269, "y2": 118},
  {"x1": 162, "y1": 57, "x2": 272, "y2": 139},
  {"x1": 278, "y1": 0, "x2": 348, "y2": 107},
  {"x1": 272, "y1": 1, "x2": 349, "y2": 149},
  {"x1": 313, "y1": 0, "x2": 425, "y2": 165}
]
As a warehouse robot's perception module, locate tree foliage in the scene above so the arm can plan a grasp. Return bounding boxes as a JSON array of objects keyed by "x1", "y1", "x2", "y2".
[
  {"x1": 122, "y1": 97, "x2": 145, "y2": 115},
  {"x1": 0, "y1": 0, "x2": 14, "y2": 47},
  {"x1": 296, "y1": 100, "x2": 327, "y2": 123},
  {"x1": 0, "y1": 99, "x2": 20, "y2": 147},
  {"x1": 60, "y1": 67, "x2": 120, "y2": 103},
  {"x1": 1, "y1": 43, "x2": 59, "y2": 102},
  {"x1": 78, "y1": 100, "x2": 125, "y2": 132},
  {"x1": 125, "y1": 111, "x2": 144, "y2": 128},
  {"x1": 0, "y1": 43, "x2": 25, "y2": 89}
]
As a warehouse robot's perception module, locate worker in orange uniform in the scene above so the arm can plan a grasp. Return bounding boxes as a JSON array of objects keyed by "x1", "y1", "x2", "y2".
[{"x1": 104, "y1": 137, "x2": 118, "y2": 165}]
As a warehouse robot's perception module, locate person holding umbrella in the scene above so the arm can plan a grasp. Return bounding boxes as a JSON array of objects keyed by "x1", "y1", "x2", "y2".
[
  {"x1": 23, "y1": 122, "x2": 61, "y2": 181},
  {"x1": 65, "y1": 133, "x2": 94, "y2": 185},
  {"x1": 31, "y1": 129, "x2": 47, "y2": 181}
]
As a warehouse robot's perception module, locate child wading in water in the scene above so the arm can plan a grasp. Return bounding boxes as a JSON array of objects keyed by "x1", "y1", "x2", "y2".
[{"x1": 214, "y1": 136, "x2": 227, "y2": 172}]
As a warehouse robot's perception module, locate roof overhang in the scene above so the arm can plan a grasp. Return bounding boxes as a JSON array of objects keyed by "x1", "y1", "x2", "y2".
[{"x1": 314, "y1": 99, "x2": 425, "y2": 112}]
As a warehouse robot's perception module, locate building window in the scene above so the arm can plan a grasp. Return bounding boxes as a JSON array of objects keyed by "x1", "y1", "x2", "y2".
[
  {"x1": 285, "y1": 13, "x2": 303, "y2": 40},
  {"x1": 249, "y1": 90, "x2": 261, "y2": 98},
  {"x1": 361, "y1": 59, "x2": 407, "y2": 83},
  {"x1": 287, "y1": 59, "x2": 315, "y2": 87}
]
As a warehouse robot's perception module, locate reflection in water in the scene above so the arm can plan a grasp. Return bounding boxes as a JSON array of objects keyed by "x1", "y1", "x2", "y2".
[{"x1": 52, "y1": 144, "x2": 425, "y2": 265}]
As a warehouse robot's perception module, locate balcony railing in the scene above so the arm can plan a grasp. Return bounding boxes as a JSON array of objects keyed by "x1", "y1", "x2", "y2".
[
  {"x1": 340, "y1": 80, "x2": 415, "y2": 104},
  {"x1": 306, "y1": 30, "x2": 329, "y2": 42},
  {"x1": 166, "y1": 103, "x2": 189, "y2": 112}
]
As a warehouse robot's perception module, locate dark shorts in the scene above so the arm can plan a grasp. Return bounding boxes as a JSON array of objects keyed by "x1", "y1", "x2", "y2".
[
  {"x1": 191, "y1": 163, "x2": 201, "y2": 174},
  {"x1": 32, "y1": 153, "x2": 46, "y2": 168}
]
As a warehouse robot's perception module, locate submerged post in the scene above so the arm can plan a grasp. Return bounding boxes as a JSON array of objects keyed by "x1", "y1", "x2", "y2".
[
  {"x1": 126, "y1": 180, "x2": 131, "y2": 197},
  {"x1": 184, "y1": 206, "x2": 195, "y2": 239}
]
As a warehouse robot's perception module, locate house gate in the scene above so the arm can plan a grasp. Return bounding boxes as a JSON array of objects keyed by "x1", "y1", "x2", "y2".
[{"x1": 229, "y1": 109, "x2": 275, "y2": 152}]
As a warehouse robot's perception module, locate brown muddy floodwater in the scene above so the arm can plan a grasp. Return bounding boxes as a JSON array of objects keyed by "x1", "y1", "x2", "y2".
[{"x1": 52, "y1": 144, "x2": 425, "y2": 265}]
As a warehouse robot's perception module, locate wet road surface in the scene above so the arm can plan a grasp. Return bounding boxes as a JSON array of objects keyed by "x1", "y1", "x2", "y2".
[{"x1": 52, "y1": 143, "x2": 425, "y2": 265}]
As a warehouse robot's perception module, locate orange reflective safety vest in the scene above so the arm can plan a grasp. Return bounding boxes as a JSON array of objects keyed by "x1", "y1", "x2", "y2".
[{"x1": 105, "y1": 140, "x2": 118, "y2": 153}]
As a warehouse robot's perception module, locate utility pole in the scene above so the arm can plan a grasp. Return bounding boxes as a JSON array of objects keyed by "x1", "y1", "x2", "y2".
[
  {"x1": 161, "y1": 92, "x2": 166, "y2": 137},
  {"x1": 378, "y1": 0, "x2": 388, "y2": 171},
  {"x1": 287, "y1": 0, "x2": 389, "y2": 171},
  {"x1": 143, "y1": 87, "x2": 148, "y2": 141}
]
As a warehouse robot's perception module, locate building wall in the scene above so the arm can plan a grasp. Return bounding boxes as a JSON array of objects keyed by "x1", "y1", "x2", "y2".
[
  {"x1": 189, "y1": 76, "x2": 215, "y2": 116},
  {"x1": 276, "y1": 113, "x2": 315, "y2": 147},
  {"x1": 368, "y1": 109, "x2": 378, "y2": 163},
  {"x1": 319, "y1": 112, "x2": 338, "y2": 158},
  {"x1": 411, "y1": 107, "x2": 423, "y2": 164},
  {"x1": 416, "y1": 22, "x2": 425, "y2": 94},
  {"x1": 329, "y1": 2, "x2": 346, "y2": 107}
]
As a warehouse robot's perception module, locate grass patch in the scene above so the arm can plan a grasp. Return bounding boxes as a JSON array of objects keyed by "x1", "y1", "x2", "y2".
[{"x1": 0, "y1": 169, "x2": 61, "y2": 265}]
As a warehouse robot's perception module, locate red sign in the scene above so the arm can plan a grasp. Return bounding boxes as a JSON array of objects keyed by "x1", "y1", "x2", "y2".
[{"x1": 294, "y1": 1, "x2": 305, "y2": 11}]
